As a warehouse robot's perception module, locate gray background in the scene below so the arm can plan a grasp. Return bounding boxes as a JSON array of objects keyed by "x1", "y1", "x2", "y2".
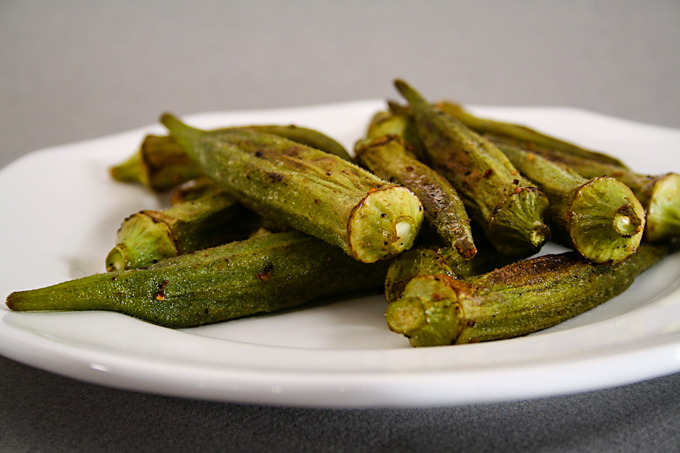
[{"x1": 1, "y1": 1, "x2": 679, "y2": 451}]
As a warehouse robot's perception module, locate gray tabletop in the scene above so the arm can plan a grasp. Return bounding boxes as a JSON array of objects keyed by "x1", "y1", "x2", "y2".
[{"x1": 2, "y1": 1, "x2": 679, "y2": 451}]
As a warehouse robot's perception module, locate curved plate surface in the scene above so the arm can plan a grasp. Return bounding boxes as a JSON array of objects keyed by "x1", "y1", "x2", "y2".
[{"x1": 1, "y1": 100, "x2": 680, "y2": 407}]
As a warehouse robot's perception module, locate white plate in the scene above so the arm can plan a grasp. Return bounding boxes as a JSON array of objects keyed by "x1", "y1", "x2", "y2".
[{"x1": 1, "y1": 100, "x2": 680, "y2": 408}]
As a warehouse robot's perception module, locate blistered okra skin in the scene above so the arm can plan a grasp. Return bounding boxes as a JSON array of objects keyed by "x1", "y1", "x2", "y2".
[
  {"x1": 109, "y1": 125, "x2": 352, "y2": 192},
  {"x1": 355, "y1": 134, "x2": 476, "y2": 259},
  {"x1": 106, "y1": 190, "x2": 260, "y2": 271},
  {"x1": 436, "y1": 102, "x2": 680, "y2": 243},
  {"x1": 385, "y1": 243, "x2": 669, "y2": 347},
  {"x1": 393, "y1": 80, "x2": 550, "y2": 257},
  {"x1": 161, "y1": 113, "x2": 424, "y2": 263},
  {"x1": 6, "y1": 231, "x2": 390, "y2": 327},
  {"x1": 498, "y1": 143, "x2": 646, "y2": 263}
]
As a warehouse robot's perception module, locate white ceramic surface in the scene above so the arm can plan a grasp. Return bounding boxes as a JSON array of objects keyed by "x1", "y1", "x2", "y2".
[{"x1": 1, "y1": 100, "x2": 680, "y2": 408}]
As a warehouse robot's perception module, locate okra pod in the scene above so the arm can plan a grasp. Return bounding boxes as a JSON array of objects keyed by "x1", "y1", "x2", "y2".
[
  {"x1": 435, "y1": 101, "x2": 628, "y2": 168},
  {"x1": 355, "y1": 134, "x2": 476, "y2": 259},
  {"x1": 393, "y1": 80, "x2": 551, "y2": 257},
  {"x1": 498, "y1": 143, "x2": 646, "y2": 263},
  {"x1": 6, "y1": 231, "x2": 390, "y2": 328},
  {"x1": 437, "y1": 102, "x2": 680, "y2": 243},
  {"x1": 161, "y1": 114, "x2": 424, "y2": 263},
  {"x1": 110, "y1": 125, "x2": 352, "y2": 192},
  {"x1": 106, "y1": 190, "x2": 260, "y2": 271},
  {"x1": 385, "y1": 243, "x2": 669, "y2": 347}
]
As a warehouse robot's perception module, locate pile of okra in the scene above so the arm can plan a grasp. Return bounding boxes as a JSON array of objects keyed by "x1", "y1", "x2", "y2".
[{"x1": 6, "y1": 80, "x2": 680, "y2": 347}]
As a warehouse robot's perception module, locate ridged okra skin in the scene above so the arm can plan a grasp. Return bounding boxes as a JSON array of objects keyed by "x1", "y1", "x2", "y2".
[
  {"x1": 385, "y1": 243, "x2": 669, "y2": 347},
  {"x1": 355, "y1": 134, "x2": 476, "y2": 259},
  {"x1": 110, "y1": 125, "x2": 352, "y2": 192},
  {"x1": 161, "y1": 113, "x2": 424, "y2": 263},
  {"x1": 106, "y1": 190, "x2": 260, "y2": 271},
  {"x1": 498, "y1": 143, "x2": 646, "y2": 263},
  {"x1": 436, "y1": 102, "x2": 680, "y2": 243},
  {"x1": 393, "y1": 80, "x2": 550, "y2": 258},
  {"x1": 6, "y1": 231, "x2": 390, "y2": 328}
]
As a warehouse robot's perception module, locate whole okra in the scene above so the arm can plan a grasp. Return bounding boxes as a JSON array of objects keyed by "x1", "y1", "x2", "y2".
[
  {"x1": 110, "y1": 125, "x2": 352, "y2": 192},
  {"x1": 497, "y1": 143, "x2": 646, "y2": 263},
  {"x1": 393, "y1": 80, "x2": 551, "y2": 257},
  {"x1": 385, "y1": 243, "x2": 669, "y2": 347},
  {"x1": 160, "y1": 113, "x2": 424, "y2": 263},
  {"x1": 106, "y1": 188, "x2": 260, "y2": 271},
  {"x1": 437, "y1": 101, "x2": 680, "y2": 243},
  {"x1": 6, "y1": 231, "x2": 390, "y2": 328}
]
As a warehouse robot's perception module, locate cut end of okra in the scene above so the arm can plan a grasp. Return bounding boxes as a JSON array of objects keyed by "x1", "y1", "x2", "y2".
[
  {"x1": 348, "y1": 186, "x2": 424, "y2": 263},
  {"x1": 488, "y1": 187, "x2": 551, "y2": 257},
  {"x1": 385, "y1": 297, "x2": 426, "y2": 335},
  {"x1": 646, "y1": 173, "x2": 680, "y2": 242},
  {"x1": 105, "y1": 212, "x2": 178, "y2": 271},
  {"x1": 568, "y1": 176, "x2": 645, "y2": 263},
  {"x1": 386, "y1": 273, "x2": 463, "y2": 347}
]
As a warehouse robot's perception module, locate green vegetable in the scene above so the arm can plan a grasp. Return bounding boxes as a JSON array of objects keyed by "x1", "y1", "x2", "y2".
[
  {"x1": 6, "y1": 231, "x2": 390, "y2": 328},
  {"x1": 393, "y1": 80, "x2": 551, "y2": 257},
  {"x1": 435, "y1": 101, "x2": 628, "y2": 168},
  {"x1": 497, "y1": 143, "x2": 645, "y2": 263},
  {"x1": 110, "y1": 125, "x2": 352, "y2": 192},
  {"x1": 161, "y1": 113, "x2": 424, "y2": 263},
  {"x1": 105, "y1": 190, "x2": 260, "y2": 271},
  {"x1": 355, "y1": 134, "x2": 476, "y2": 259},
  {"x1": 384, "y1": 241, "x2": 514, "y2": 304},
  {"x1": 385, "y1": 243, "x2": 669, "y2": 347},
  {"x1": 437, "y1": 101, "x2": 680, "y2": 243}
]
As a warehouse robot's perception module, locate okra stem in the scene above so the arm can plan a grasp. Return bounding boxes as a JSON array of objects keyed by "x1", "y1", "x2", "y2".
[
  {"x1": 106, "y1": 190, "x2": 260, "y2": 271},
  {"x1": 7, "y1": 231, "x2": 390, "y2": 327},
  {"x1": 393, "y1": 80, "x2": 550, "y2": 257},
  {"x1": 385, "y1": 243, "x2": 669, "y2": 347},
  {"x1": 161, "y1": 114, "x2": 424, "y2": 263}
]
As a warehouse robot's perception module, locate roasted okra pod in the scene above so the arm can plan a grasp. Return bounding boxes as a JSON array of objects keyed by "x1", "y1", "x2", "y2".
[
  {"x1": 498, "y1": 143, "x2": 646, "y2": 263},
  {"x1": 386, "y1": 243, "x2": 669, "y2": 347},
  {"x1": 6, "y1": 231, "x2": 390, "y2": 327},
  {"x1": 393, "y1": 80, "x2": 551, "y2": 257},
  {"x1": 161, "y1": 114, "x2": 424, "y2": 263}
]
